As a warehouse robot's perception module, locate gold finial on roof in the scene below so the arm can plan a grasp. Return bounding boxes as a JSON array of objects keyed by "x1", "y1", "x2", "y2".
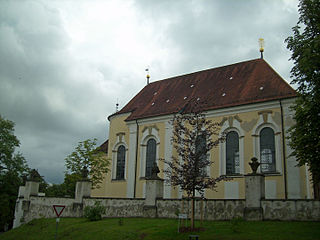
[
  {"x1": 259, "y1": 38, "x2": 264, "y2": 59},
  {"x1": 146, "y1": 68, "x2": 150, "y2": 85}
]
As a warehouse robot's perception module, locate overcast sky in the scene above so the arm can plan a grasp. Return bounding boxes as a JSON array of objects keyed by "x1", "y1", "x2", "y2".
[{"x1": 0, "y1": 0, "x2": 299, "y2": 184}]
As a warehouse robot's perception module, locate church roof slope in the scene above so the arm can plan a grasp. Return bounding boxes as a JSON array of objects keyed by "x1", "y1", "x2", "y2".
[{"x1": 112, "y1": 59, "x2": 296, "y2": 121}]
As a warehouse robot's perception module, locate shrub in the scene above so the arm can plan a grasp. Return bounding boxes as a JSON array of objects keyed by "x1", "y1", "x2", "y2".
[{"x1": 84, "y1": 202, "x2": 105, "y2": 221}]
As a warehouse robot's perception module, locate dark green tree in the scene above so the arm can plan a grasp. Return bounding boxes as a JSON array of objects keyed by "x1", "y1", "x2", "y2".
[
  {"x1": 285, "y1": 0, "x2": 320, "y2": 198},
  {"x1": 65, "y1": 138, "x2": 110, "y2": 188},
  {"x1": 0, "y1": 115, "x2": 29, "y2": 231},
  {"x1": 45, "y1": 183, "x2": 67, "y2": 197}
]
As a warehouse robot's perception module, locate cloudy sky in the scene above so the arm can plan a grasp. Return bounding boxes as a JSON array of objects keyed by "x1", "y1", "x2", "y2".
[{"x1": 0, "y1": 0, "x2": 299, "y2": 184}]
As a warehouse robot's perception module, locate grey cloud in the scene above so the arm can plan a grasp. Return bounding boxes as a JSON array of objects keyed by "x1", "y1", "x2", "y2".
[
  {"x1": 134, "y1": 0, "x2": 298, "y2": 81},
  {"x1": 0, "y1": 0, "x2": 299, "y2": 184},
  {"x1": 0, "y1": 1, "x2": 111, "y2": 183}
]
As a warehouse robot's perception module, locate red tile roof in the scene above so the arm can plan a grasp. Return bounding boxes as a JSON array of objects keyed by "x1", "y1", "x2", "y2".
[
  {"x1": 98, "y1": 140, "x2": 108, "y2": 154},
  {"x1": 111, "y1": 59, "x2": 296, "y2": 121}
]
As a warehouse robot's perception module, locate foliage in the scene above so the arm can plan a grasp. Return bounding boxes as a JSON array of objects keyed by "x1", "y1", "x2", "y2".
[
  {"x1": 2, "y1": 218, "x2": 320, "y2": 240},
  {"x1": 64, "y1": 173, "x2": 82, "y2": 197},
  {"x1": 84, "y1": 202, "x2": 106, "y2": 221},
  {"x1": 44, "y1": 183, "x2": 67, "y2": 197},
  {"x1": 0, "y1": 115, "x2": 29, "y2": 231},
  {"x1": 0, "y1": 115, "x2": 28, "y2": 175},
  {"x1": 285, "y1": 0, "x2": 320, "y2": 195},
  {"x1": 162, "y1": 101, "x2": 227, "y2": 228},
  {"x1": 65, "y1": 138, "x2": 110, "y2": 188},
  {"x1": 44, "y1": 173, "x2": 82, "y2": 198},
  {"x1": 163, "y1": 109, "x2": 226, "y2": 197}
]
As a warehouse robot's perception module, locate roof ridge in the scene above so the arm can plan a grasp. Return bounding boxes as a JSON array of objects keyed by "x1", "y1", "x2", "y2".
[{"x1": 148, "y1": 58, "x2": 263, "y2": 85}]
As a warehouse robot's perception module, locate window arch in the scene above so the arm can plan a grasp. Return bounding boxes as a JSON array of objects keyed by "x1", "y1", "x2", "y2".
[
  {"x1": 196, "y1": 133, "x2": 206, "y2": 162},
  {"x1": 252, "y1": 112, "x2": 282, "y2": 174},
  {"x1": 116, "y1": 145, "x2": 126, "y2": 180},
  {"x1": 196, "y1": 132, "x2": 208, "y2": 176},
  {"x1": 219, "y1": 117, "x2": 244, "y2": 176},
  {"x1": 111, "y1": 134, "x2": 128, "y2": 181},
  {"x1": 145, "y1": 139, "x2": 157, "y2": 178},
  {"x1": 260, "y1": 127, "x2": 276, "y2": 173},
  {"x1": 226, "y1": 131, "x2": 240, "y2": 175}
]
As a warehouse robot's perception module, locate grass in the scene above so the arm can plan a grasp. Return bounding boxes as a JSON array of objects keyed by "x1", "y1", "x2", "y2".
[{"x1": 2, "y1": 218, "x2": 320, "y2": 240}]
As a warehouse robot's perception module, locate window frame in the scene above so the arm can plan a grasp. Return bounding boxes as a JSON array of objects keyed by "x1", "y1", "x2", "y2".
[
  {"x1": 195, "y1": 131, "x2": 210, "y2": 177},
  {"x1": 145, "y1": 138, "x2": 157, "y2": 178},
  {"x1": 259, "y1": 127, "x2": 276, "y2": 173},
  {"x1": 111, "y1": 140, "x2": 128, "y2": 181},
  {"x1": 115, "y1": 145, "x2": 126, "y2": 180},
  {"x1": 252, "y1": 113, "x2": 282, "y2": 175},
  {"x1": 226, "y1": 131, "x2": 240, "y2": 175},
  {"x1": 139, "y1": 126, "x2": 160, "y2": 179},
  {"x1": 219, "y1": 118, "x2": 244, "y2": 176}
]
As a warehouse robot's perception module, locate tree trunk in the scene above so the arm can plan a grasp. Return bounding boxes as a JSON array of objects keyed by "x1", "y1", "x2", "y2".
[
  {"x1": 191, "y1": 188, "x2": 195, "y2": 229},
  {"x1": 191, "y1": 197, "x2": 195, "y2": 229}
]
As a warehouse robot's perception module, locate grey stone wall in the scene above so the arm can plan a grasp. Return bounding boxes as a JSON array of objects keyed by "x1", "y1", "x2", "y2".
[
  {"x1": 13, "y1": 179, "x2": 320, "y2": 229},
  {"x1": 156, "y1": 199, "x2": 245, "y2": 220},
  {"x1": 262, "y1": 200, "x2": 320, "y2": 221},
  {"x1": 14, "y1": 196, "x2": 80, "y2": 227},
  {"x1": 14, "y1": 196, "x2": 320, "y2": 228},
  {"x1": 84, "y1": 198, "x2": 145, "y2": 218}
]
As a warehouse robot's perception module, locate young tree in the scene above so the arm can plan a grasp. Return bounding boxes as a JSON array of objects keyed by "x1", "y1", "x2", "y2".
[
  {"x1": 0, "y1": 115, "x2": 29, "y2": 231},
  {"x1": 65, "y1": 138, "x2": 110, "y2": 188},
  {"x1": 162, "y1": 102, "x2": 227, "y2": 229},
  {"x1": 285, "y1": 0, "x2": 320, "y2": 198}
]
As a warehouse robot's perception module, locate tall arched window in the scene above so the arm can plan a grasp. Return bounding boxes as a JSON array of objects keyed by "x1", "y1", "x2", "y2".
[
  {"x1": 116, "y1": 145, "x2": 126, "y2": 180},
  {"x1": 226, "y1": 131, "x2": 240, "y2": 175},
  {"x1": 146, "y1": 139, "x2": 156, "y2": 178},
  {"x1": 196, "y1": 132, "x2": 207, "y2": 175},
  {"x1": 260, "y1": 127, "x2": 276, "y2": 173}
]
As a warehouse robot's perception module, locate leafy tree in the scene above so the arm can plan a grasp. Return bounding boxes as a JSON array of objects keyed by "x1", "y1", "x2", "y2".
[
  {"x1": 65, "y1": 138, "x2": 109, "y2": 188},
  {"x1": 45, "y1": 183, "x2": 67, "y2": 197},
  {"x1": 285, "y1": 0, "x2": 320, "y2": 198},
  {"x1": 162, "y1": 102, "x2": 227, "y2": 229},
  {"x1": 0, "y1": 115, "x2": 29, "y2": 231}
]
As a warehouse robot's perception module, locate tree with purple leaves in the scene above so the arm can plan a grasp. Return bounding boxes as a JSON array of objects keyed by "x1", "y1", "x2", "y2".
[{"x1": 162, "y1": 100, "x2": 228, "y2": 229}]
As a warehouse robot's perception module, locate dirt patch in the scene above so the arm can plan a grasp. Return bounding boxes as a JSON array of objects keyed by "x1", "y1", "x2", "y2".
[
  {"x1": 178, "y1": 227, "x2": 205, "y2": 233},
  {"x1": 139, "y1": 232, "x2": 147, "y2": 239}
]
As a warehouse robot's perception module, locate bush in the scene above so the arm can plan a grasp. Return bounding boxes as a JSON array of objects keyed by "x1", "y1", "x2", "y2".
[{"x1": 84, "y1": 202, "x2": 105, "y2": 221}]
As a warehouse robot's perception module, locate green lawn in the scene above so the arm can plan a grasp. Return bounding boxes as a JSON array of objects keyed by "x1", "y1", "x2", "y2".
[{"x1": 2, "y1": 218, "x2": 320, "y2": 240}]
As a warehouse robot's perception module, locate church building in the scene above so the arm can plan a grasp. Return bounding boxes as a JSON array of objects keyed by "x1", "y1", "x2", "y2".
[{"x1": 92, "y1": 58, "x2": 313, "y2": 200}]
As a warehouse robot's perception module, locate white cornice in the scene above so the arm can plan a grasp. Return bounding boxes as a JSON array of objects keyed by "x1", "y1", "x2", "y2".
[
  {"x1": 126, "y1": 114, "x2": 175, "y2": 125},
  {"x1": 108, "y1": 112, "x2": 131, "y2": 122},
  {"x1": 122, "y1": 98, "x2": 297, "y2": 125},
  {"x1": 205, "y1": 99, "x2": 296, "y2": 118}
]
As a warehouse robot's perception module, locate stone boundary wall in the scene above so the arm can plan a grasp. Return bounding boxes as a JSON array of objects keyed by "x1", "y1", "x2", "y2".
[
  {"x1": 13, "y1": 179, "x2": 320, "y2": 228},
  {"x1": 156, "y1": 199, "x2": 245, "y2": 220},
  {"x1": 15, "y1": 195, "x2": 320, "y2": 228},
  {"x1": 15, "y1": 196, "x2": 246, "y2": 224},
  {"x1": 85, "y1": 198, "x2": 146, "y2": 218},
  {"x1": 15, "y1": 196, "x2": 81, "y2": 225},
  {"x1": 262, "y1": 200, "x2": 320, "y2": 221}
]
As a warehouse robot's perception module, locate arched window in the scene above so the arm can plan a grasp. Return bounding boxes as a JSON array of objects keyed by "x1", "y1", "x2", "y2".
[
  {"x1": 226, "y1": 131, "x2": 240, "y2": 175},
  {"x1": 116, "y1": 145, "x2": 126, "y2": 179},
  {"x1": 260, "y1": 127, "x2": 276, "y2": 173},
  {"x1": 196, "y1": 132, "x2": 207, "y2": 175},
  {"x1": 146, "y1": 139, "x2": 156, "y2": 178}
]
